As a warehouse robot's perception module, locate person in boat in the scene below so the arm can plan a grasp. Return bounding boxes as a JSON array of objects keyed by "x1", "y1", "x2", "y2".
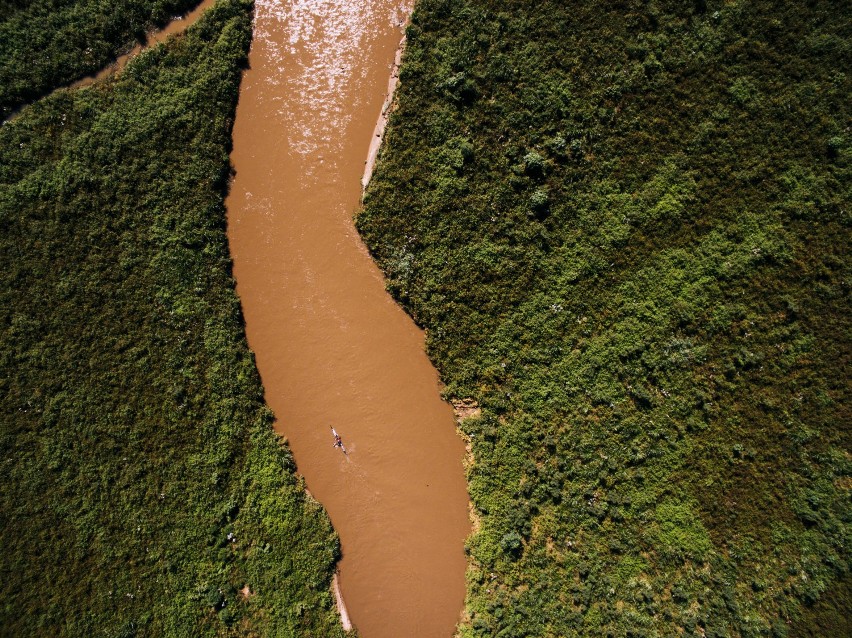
[{"x1": 333, "y1": 433, "x2": 343, "y2": 449}]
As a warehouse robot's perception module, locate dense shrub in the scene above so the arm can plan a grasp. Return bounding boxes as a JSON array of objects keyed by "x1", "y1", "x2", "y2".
[
  {"x1": 0, "y1": 1, "x2": 343, "y2": 633},
  {"x1": 0, "y1": 0, "x2": 204, "y2": 118},
  {"x1": 360, "y1": 0, "x2": 850, "y2": 635}
]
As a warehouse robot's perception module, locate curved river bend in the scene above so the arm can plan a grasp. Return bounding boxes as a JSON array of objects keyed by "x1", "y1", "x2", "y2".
[{"x1": 224, "y1": 1, "x2": 470, "y2": 636}]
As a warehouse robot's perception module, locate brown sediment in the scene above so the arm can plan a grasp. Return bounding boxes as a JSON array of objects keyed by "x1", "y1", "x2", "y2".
[
  {"x1": 70, "y1": 0, "x2": 218, "y2": 89},
  {"x1": 225, "y1": 1, "x2": 470, "y2": 637},
  {"x1": 361, "y1": 34, "x2": 406, "y2": 192},
  {"x1": 333, "y1": 572, "x2": 353, "y2": 632},
  {"x1": 451, "y1": 399, "x2": 482, "y2": 423}
]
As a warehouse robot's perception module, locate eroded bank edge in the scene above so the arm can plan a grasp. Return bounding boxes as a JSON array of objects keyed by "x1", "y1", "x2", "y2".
[{"x1": 361, "y1": 34, "x2": 407, "y2": 193}]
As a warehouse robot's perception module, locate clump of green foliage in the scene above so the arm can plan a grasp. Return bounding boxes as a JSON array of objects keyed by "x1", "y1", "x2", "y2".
[
  {"x1": 359, "y1": 0, "x2": 850, "y2": 635},
  {"x1": 0, "y1": 0, "x2": 204, "y2": 118},
  {"x1": 0, "y1": 1, "x2": 344, "y2": 634}
]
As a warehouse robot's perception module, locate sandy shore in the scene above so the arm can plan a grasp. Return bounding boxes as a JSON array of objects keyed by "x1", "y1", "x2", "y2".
[
  {"x1": 333, "y1": 572, "x2": 353, "y2": 631},
  {"x1": 361, "y1": 35, "x2": 406, "y2": 193}
]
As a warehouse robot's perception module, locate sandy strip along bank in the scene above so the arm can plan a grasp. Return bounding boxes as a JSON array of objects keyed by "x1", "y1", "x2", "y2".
[
  {"x1": 333, "y1": 572, "x2": 353, "y2": 632},
  {"x1": 361, "y1": 35, "x2": 406, "y2": 192}
]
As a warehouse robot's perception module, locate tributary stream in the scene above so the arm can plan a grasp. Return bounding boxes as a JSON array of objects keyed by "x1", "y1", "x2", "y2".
[
  {"x1": 225, "y1": 1, "x2": 471, "y2": 636},
  {"x1": 69, "y1": 0, "x2": 218, "y2": 89}
]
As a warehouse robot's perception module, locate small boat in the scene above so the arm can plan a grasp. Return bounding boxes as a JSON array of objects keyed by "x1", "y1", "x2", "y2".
[{"x1": 331, "y1": 426, "x2": 347, "y2": 454}]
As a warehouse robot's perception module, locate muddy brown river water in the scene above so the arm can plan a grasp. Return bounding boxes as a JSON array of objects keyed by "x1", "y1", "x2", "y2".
[{"x1": 225, "y1": 1, "x2": 471, "y2": 636}]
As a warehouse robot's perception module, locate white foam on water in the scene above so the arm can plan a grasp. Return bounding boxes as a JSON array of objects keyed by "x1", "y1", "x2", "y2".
[{"x1": 254, "y1": 0, "x2": 396, "y2": 161}]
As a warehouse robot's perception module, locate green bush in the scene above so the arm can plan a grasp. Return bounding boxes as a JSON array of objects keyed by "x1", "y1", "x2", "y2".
[
  {"x1": 0, "y1": 0, "x2": 202, "y2": 118},
  {"x1": 0, "y1": 1, "x2": 343, "y2": 634},
  {"x1": 360, "y1": 0, "x2": 851, "y2": 634}
]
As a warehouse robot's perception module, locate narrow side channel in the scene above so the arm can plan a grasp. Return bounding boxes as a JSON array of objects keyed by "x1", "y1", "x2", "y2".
[
  {"x1": 71, "y1": 0, "x2": 218, "y2": 88},
  {"x1": 4, "y1": 0, "x2": 218, "y2": 122},
  {"x1": 225, "y1": 1, "x2": 471, "y2": 637}
]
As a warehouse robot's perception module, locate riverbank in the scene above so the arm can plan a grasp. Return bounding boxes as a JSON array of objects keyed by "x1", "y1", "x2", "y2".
[
  {"x1": 356, "y1": 0, "x2": 851, "y2": 634},
  {"x1": 333, "y1": 572, "x2": 353, "y2": 631},
  {"x1": 362, "y1": 34, "x2": 406, "y2": 192}
]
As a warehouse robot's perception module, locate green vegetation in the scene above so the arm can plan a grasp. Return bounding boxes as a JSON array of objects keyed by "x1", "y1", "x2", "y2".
[
  {"x1": 0, "y1": 0, "x2": 204, "y2": 118},
  {"x1": 0, "y1": 0, "x2": 344, "y2": 634},
  {"x1": 359, "y1": 0, "x2": 850, "y2": 635}
]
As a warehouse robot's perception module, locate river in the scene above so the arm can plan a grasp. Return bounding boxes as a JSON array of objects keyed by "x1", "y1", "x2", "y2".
[{"x1": 224, "y1": 1, "x2": 471, "y2": 636}]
